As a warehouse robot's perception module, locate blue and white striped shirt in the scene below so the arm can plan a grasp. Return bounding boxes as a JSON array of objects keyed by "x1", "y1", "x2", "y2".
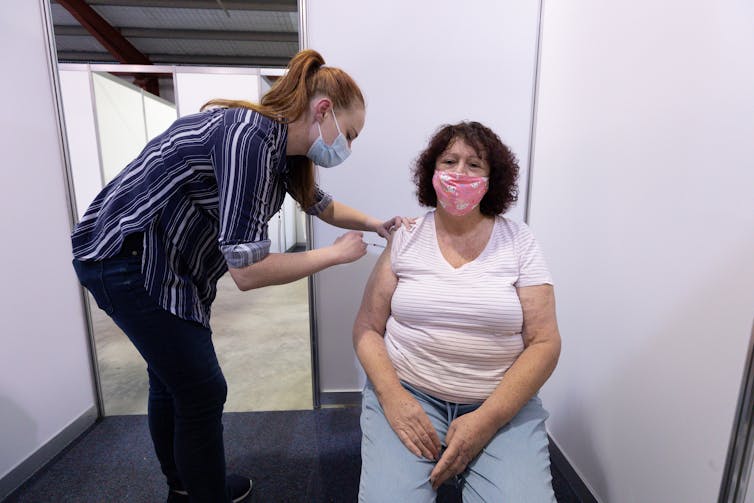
[{"x1": 72, "y1": 107, "x2": 332, "y2": 327}]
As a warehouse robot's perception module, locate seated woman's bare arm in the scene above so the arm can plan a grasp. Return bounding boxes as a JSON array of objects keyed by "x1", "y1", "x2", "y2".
[
  {"x1": 352, "y1": 246, "x2": 400, "y2": 394},
  {"x1": 353, "y1": 243, "x2": 442, "y2": 461},
  {"x1": 478, "y1": 284, "x2": 561, "y2": 426}
]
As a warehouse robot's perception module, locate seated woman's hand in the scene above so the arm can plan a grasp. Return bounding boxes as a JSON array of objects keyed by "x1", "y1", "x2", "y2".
[
  {"x1": 381, "y1": 388, "x2": 441, "y2": 461},
  {"x1": 429, "y1": 409, "x2": 499, "y2": 489}
]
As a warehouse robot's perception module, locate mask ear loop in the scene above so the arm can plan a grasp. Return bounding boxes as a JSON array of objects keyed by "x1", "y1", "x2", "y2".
[
  {"x1": 316, "y1": 107, "x2": 341, "y2": 141},
  {"x1": 330, "y1": 108, "x2": 343, "y2": 135}
]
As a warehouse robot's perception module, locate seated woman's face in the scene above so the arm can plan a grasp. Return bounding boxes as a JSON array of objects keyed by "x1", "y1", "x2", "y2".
[{"x1": 435, "y1": 139, "x2": 490, "y2": 177}]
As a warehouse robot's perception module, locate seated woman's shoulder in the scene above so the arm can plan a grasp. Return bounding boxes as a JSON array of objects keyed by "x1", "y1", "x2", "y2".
[
  {"x1": 495, "y1": 215, "x2": 537, "y2": 241},
  {"x1": 497, "y1": 214, "x2": 529, "y2": 229},
  {"x1": 389, "y1": 212, "x2": 429, "y2": 252}
]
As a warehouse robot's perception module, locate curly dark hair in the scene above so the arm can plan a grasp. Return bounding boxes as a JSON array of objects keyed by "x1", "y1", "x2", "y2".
[{"x1": 413, "y1": 122, "x2": 519, "y2": 216}]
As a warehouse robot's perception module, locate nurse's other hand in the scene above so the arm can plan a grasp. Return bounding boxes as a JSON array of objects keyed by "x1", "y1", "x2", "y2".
[
  {"x1": 332, "y1": 231, "x2": 367, "y2": 263},
  {"x1": 376, "y1": 216, "x2": 416, "y2": 239}
]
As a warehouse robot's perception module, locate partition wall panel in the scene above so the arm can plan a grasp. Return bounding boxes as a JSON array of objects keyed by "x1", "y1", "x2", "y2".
[
  {"x1": 530, "y1": 1, "x2": 754, "y2": 500},
  {"x1": 0, "y1": 1, "x2": 96, "y2": 499},
  {"x1": 304, "y1": 0, "x2": 542, "y2": 399},
  {"x1": 58, "y1": 68, "x2": 101, "y2": 219}
]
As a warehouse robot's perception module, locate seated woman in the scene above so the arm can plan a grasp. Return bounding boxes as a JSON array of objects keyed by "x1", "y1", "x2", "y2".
[{"x1": 353, "y1": 121, "x2": 560, "y2": 502}]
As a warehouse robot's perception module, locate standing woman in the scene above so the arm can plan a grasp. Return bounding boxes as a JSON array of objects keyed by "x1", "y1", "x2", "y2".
[{"x1": 71, "y1": 49, "x2": 400, "y2": 502}]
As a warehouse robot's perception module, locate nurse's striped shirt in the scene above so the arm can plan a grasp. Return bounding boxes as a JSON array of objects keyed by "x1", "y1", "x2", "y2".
[
  {"x1": 385, "y1": 211, "x2": 553, "y2": 404},
  {"x1": 71, "y1": 107, "x2": 331, "y2": 327}
]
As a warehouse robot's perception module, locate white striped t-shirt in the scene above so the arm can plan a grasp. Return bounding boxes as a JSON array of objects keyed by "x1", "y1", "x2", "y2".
[{"x1": 385, "y1": 210, "x2": 553, "y2": 404}]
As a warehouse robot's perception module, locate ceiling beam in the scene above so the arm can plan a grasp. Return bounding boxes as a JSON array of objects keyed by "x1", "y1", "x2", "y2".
[
  {"x1": 56, "y1": 0, "x2": 298, "y2": 12},
  {"x1": 57, "y1": 51, "x2": 292, "y2": 67},
  {"x1": 55, "y1": 0, "x2": 162, "y2": 94},
  {"x1": 55, "y1": 0, "x2": 151, "y2": 65},
  {"x1": 54, "y1": 25, "x2": 298, "y2": 43}
]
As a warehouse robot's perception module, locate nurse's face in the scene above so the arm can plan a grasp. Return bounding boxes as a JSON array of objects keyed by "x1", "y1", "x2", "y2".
[{"x1": 309, "y1": 98, "x2": 365, "y2": 150}]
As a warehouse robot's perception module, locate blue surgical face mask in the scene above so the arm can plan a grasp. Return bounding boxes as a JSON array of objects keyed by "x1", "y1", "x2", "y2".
[{"x1": 306, "y1": 109, "x2": 351, "y2": 168}]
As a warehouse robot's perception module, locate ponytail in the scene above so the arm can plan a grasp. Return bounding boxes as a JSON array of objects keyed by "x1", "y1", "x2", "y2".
[{"x1": 259, "y1": 49, "x2": 325, "y2": 122}]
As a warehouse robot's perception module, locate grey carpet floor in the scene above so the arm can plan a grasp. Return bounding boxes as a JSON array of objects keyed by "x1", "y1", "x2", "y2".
[{"x1": 6, "y1": 409, "x2": 581, "y2": 503}]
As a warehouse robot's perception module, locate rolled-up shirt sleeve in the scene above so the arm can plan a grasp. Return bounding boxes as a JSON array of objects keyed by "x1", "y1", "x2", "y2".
[
  {"x1": 215, "y1": 114, "x2": 278, "y2": 269},
  {"x1": 305, "y1": 185, "x2": 333, "y2": 215},
  {"x1": 220, "y1": 240, "x2": 271, "y2": 268}
]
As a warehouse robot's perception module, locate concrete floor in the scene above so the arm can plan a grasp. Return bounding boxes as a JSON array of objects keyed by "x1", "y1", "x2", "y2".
[{"x1": 90, "y1": 274, "x2": 312, "y2": 415}]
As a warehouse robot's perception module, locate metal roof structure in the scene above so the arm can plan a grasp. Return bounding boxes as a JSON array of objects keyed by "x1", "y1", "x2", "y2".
[{"x1": 50, "y1": 0, "x2": 299, "y2": 68}]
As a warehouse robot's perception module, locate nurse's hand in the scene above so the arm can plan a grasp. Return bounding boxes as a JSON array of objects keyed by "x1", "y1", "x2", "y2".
[
  {"x1": 332, "y1": 231, "x2": 368, "y2": 263},
  {"x1": 375, "y1": 216, "x2": 416, "y2": 239}
]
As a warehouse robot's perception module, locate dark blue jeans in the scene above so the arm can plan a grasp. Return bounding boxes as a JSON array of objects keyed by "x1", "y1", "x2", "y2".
[{"x1": 73, "y1": 237, "x2": 231, "y2": 503}]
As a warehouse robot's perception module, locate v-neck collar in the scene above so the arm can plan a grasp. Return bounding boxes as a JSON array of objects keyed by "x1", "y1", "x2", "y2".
[{"x1": 429, "y1": 211, "x2": 496, "y2": 271}]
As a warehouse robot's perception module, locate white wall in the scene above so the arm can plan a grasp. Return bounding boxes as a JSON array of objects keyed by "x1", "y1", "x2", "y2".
[
  {"x1": 92, "y1": 72, "x2": 148, "y2": 182},
  {"x1": 59, "y1": 67, "x2": 102, "y2": 219},
  {"x1": 282, "y1": 194, "x2": 297, "y2": 250},
  {"x1": 0, "y1": 0, "x2": 95, "y2": 497},
  {"x1": 296, "y1": 210, "x2": 306, "y2": 245},
  {"x1": 144, "y1": 92, "x2": 178, "y2": 140},
  {"x1": 306, "y1": 0, "x2": 542, "y2": 394},
  {"x1": 91, "y1": 73, "x2": 177, "y2": 184},
  {"x1": 531, "y1": 1, "x2": 754, "y2": 501},
  {"x1": 174, "y1": 71, "x2": 260, "y2": 117}
]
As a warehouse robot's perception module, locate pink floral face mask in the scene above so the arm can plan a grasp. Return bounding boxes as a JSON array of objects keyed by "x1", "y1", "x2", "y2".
[{"x1": 432, "y1": 171, "x2": 489, "y2": 216}]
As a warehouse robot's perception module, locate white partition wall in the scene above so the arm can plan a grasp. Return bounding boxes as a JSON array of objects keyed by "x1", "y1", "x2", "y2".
[
  {"x1": 531, "y1": 1, "x2": 754, "y2": 501},
  {"x1": 92, "y1": 73, "x2": 151, "y2": 182},
  {"x1": 305, "y1": 1, "x2": 542, "y2": 398},
  {"x1": 144, "y1": 93, "x2": 179, "y2": 140},
  {"x1": 93, "y1": 73, "x2": 178, "y2": 183},
  {"x1": 0, "y1": 1, "x2": 96, "y2": 499},
  {"x1": 174, "y1": 71, "x2": 260, "y2": 116},
  {"x1": 58, "y1": 67, "x2": 101, "y2": 219}
]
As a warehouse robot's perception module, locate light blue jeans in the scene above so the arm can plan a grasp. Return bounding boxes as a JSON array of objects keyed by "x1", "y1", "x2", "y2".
[{"x1": 359, "y1": 381, "x2": 556, "y2": 503}]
